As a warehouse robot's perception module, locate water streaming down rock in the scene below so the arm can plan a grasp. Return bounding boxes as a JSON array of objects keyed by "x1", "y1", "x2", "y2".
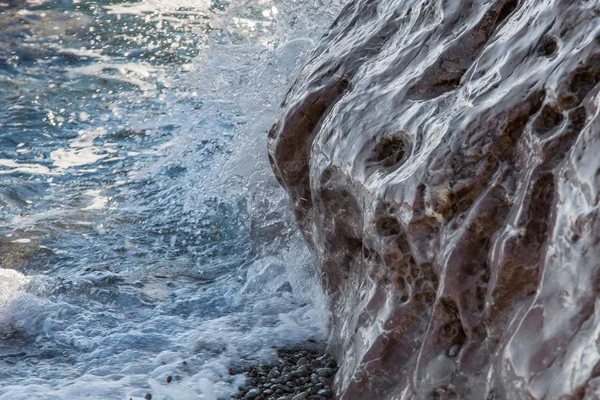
[{"x1": 269, "y1": 0, "x2": 600, "y2": 398}]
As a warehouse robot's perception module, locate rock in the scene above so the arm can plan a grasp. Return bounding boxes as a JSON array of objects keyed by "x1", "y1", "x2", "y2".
[
  {"x1": 318, "y1": 377, "x2": 332, "y2": 386},
  {"x1": 315, "y1": 368, "x2": 333, "y2": 378},
  {"x1": 297, "y1": 357, "x2": 308, "y2": 366},
  {"x1": 245, "y1": 388, "x2": 261, "y2": 399},
  {"x1": 292, "y1": 393, "x2": 309, "y2": 400},
  {"x1": 144, "y1": 395, "x2": 152, "y2": 400},
  {"x1": 317, "y1": 389, "x2": 333, "y2": 398},
  {"x1": 268, "y1": 368, "x2": 281, "y2": 379},
  {"x1": 292, "y1": 366, "x2": 310, "y2": 378},
  {"x1": 310, "y1": 374, "x2": 319, "y2": 385},
  {"x1": 307, "y1": 387, "x2": 320, "y2": 395},
  {"x1": 268, "y1": 0, "x2": 600, "y2": 399},
  {"x1": 288, "y1": 355, "x2": 299, "y2": 364},
  {"x1": 166, "y1": 376, "x2": 172, "y2": 384},
  {"x1": 276, "y1": 384, "x2": 294, "y2": 393},
  {"x1": 263, "y1": 389, "x2": 274, "y2": 396}
]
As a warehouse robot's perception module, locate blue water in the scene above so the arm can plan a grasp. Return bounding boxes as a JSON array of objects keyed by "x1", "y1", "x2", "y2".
[{"x1": 0, "y1": 1, "x2": 344, "y2": 398}]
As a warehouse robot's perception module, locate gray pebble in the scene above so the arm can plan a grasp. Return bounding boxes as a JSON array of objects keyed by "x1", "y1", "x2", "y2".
[
  {"x1": 245, "y1": 388, "x2": 261, "y2": 399},
  {"x1": 288, "y1": 356, "x2": 299, "y2": 364},
  {"x1": 296, "y1": 357, "x2": 308, "y2": 365},
  {"x1": 319, "y1": 377, "x2": 332, "y2": 386},
  {"x1": 307, "y1": 386, "x2": 320, "y2": 395},
  {"x1": 316, "y1": 368, "x2": 334, "y2": 377},
  {"x1": 268, "y1": 368, "x2": 280, "y2": 379},
  {"x1": 276, "y1": 384, "x2": 294, "y2": 393},
  {"x1": 318, "y1": 388, "x2": 333, "y2": 398},
  {"x1": 292, "y1": 366, "x2": 310, "y2": 378},
  {"x1": 263, "y1": 389, "x2": 274, "y2": 395},
  {"x1": 292, "y1": 393, "x2": 309, "y2": 400}
]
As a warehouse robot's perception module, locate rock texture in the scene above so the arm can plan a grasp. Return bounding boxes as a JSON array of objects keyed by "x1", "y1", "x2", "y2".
[{"x1": 268, "y1": 0, "x2": 600, "y2": 398}]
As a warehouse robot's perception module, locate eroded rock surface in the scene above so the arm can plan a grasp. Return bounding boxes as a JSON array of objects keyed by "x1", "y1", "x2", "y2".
[{"x1": 268, "y1": 0, "x2": 600, "y2": 398}]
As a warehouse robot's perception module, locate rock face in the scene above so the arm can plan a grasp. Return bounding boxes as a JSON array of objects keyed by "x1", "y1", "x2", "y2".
[{"x1": 268, "y1": 0, "x2": 600, "y2": 398}]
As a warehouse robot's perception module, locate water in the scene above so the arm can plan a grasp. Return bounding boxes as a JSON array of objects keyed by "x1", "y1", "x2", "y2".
[{"x1": 0, "y1": 0, "x2": 345, "y2": 398}]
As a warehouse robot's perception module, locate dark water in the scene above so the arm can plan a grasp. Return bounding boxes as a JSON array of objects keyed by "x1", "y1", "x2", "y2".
[{"x1": 0, "y1": 0, "x2": 344, "y2": 398}]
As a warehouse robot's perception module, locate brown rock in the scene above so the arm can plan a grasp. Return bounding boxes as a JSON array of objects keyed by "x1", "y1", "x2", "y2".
[{"x1": 268, "y1": 0, "x2": 600, "y2": 399}]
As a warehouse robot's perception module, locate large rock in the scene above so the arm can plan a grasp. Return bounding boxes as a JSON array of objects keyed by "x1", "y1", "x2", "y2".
[{"x1": 268, "y1": 0, "x2": 600, "y2": 398}]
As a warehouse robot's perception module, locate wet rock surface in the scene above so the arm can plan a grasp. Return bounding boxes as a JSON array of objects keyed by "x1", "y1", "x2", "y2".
[
  {"x1": 268, "y1": 0, "x2": 600, "y2": 399},
  {"x1": 233, "y1": 349, "x2": 338, "y2": 400}
]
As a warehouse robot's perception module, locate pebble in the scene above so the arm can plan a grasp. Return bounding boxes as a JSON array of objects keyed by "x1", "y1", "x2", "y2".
[
  {"x1": 319, "y1": 377, "x2": 332, "y2": 386},
  {"x1": 316, "y1": 368, "x2": 334, "y2": 378},
  {"x1": 293, "y1": 366, "x2": 310, "y2": 377},
  {"x1": 307, "y1": 387, "x2": 320, "y2": 395},
  {"x1": 268, "y1": 369, "x2": 281, "y2": 379},
  {"x1": 234, "y1": 348, "x2": 338, "y2": 400},
  {"x1": 296, "y1": 357, "x2": 308, "y2": 366},
  {"x1": 276, "y1": 384, "x2": 294, "y2": 393},
  {"x1": 246, "y1": 388, "x2": 262, "y2": 399}
]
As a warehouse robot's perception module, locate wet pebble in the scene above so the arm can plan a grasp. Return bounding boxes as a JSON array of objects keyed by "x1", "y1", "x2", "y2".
[
  {"x1": 297, "y1": 357, "x2": 308, "y2": 366},
  {"x1": 234, "y1": 348, "x2": 338, "y2": 400},
  {"x1": 245, "y1": 388, "x2": 262, "y2": 399},
  {"x1": 316, "y1": 368, "x2": 334, "y2": 378}
]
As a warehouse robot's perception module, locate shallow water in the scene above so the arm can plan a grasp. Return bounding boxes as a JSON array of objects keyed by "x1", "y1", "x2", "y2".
[{"x1": 0, "y1": 0, "x2": 345, "y2": 398}]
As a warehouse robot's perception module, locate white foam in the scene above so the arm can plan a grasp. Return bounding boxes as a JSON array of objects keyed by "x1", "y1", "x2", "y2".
[
  {"x1": 0, "y1": 269, "x2": 30, "y2": 306},
  {"x1": 0, "y1": 159, "x2": 52, "y2": 175}
]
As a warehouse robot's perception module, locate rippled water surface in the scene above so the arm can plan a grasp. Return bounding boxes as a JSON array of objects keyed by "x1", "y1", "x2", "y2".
[{"x1": 0, "y1": 0, "x2": 345, "y2": 398}]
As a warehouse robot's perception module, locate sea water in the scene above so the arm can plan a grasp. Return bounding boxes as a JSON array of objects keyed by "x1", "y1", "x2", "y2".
[{"x1": 0, "y1": 0, "x2": 345, "y2": 398}]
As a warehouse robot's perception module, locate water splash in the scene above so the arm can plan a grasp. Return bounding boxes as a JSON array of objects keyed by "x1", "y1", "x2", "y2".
[{"x1": 0, "y1": 0, "x2": 346, "y2": 398}]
